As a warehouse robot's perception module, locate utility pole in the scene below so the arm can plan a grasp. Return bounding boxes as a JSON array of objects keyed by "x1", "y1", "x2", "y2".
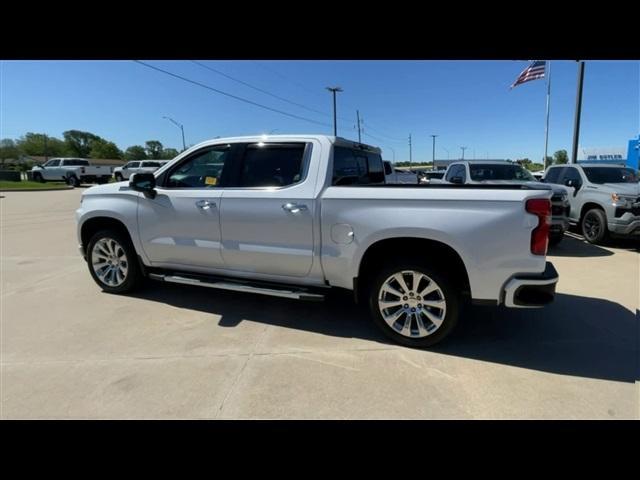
[
  {"x1": 430, "y1": 134, "x2": 438, "y2": 165},
  {"x1": 461, "y1": 146, "x2": 467, "y2": 160},
  {"x1": 571, "y1": 61, "x2": 585, "y2": 164},
  {"x1": 409, "y1": 134, "x2": 412, "y2": 171},
  {"x1": 356, "y1": 110, "x2": 362, "y2": 143},
  {"x1": 326, "y1": 87, "x2": 343, "y2": 136}
]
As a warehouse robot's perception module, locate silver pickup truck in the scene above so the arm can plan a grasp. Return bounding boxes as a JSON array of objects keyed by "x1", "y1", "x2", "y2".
[
  {"x1": 542, "y1": 163, "x2": 639, "y2": 243},
  {"x1": 75, "y1": 135, "x2": 559, "y2": 348},
  {"x1": 32, "y1": 158, "x2": 112, "y2": 187}
]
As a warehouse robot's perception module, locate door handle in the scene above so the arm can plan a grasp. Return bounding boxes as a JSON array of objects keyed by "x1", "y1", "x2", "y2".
[
  {"x1": 282, "y1": 203, "x2": 308, "y2": 213},
  {"x1": 196, "y1": 200, "x2": 216, "y2": 210}
]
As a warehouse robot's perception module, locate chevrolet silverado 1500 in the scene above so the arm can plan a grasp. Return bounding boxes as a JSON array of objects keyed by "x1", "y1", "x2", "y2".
[
  {"x1": 32, "y1": 158, "x2": 112, "y2": 186},
  {"x1": 75, "y1": 135, "x2": 558, "y2": 347}
]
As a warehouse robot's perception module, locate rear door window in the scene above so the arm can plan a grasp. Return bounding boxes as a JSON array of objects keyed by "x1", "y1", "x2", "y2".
[{"x1": 235, "y1": 143, "x2": 307, "y2": 188}]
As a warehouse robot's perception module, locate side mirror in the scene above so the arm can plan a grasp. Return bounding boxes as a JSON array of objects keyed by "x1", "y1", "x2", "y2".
[
  {"x1": 450, "y1": 176, "x2": 464, "y2": 184},
  {"x1": 129, "y1": 172, "x2": 156, "y2": 198},
  {"x1": 123, "y1": 165, "x2": 128, "y2": 170},
  {"x1": 565, "y1": 179, "x2": 582, "y2": 189}
]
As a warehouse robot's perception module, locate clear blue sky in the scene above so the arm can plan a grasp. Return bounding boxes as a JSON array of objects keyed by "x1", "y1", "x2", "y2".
[{"x1": 1, "y1": 60, "x2": 638, "y2": 162}]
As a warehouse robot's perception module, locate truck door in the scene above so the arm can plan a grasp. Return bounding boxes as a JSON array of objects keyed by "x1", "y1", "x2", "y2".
[
  {"x1": 137, "y1": 144, "x2": 234, "y2": 269},
  {"x1": 219, "y1": 142, "x2": 315, "y2": 277}
]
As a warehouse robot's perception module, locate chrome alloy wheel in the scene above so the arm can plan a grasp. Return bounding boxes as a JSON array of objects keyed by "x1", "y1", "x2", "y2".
[
  {"x1": 377, "y1": 270, "x2": 447, "y2": 338},
  {"x1": 91, "y1": 237, "x2": 129, "y2": 287}
]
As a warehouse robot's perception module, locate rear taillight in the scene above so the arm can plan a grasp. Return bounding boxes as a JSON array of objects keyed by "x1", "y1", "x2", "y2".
[{"x1": 526, "y1": 198, "x2": 551, "y2": 256}]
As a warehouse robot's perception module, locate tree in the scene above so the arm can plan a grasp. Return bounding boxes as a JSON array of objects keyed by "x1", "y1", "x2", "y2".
[
  {"x1": 145, "y1": 140, "x2": 164, "y2": 159},
  {"x1": 63, "y1": 130, "x2": 101, "y2": 158},
  {"x1": 16, "y1": 133, "x2": 66, "y2": 157},
  {"x1": 124, "y1": 145, "x2": 148, "y2": 160},
  {"x1": 516, "y1": 158, "x2": 532, "y2": 168},
  {"x1": 0, "y1": 139, "x2": 19, "y2": 165},
  {"x1": 553, "y1": 150, "x2": 568, "y2": 165},
  {"x1": 161, "y1": 148, "x2": 179, "y2": 159},
  {"x1": 89, "y1": 139, "x2": 123, "y2": 159}
]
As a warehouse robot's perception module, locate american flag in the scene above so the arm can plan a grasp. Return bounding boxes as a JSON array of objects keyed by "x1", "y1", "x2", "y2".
[{"x1": 510, "y1": 60, "x2": 546, "y2": 89}]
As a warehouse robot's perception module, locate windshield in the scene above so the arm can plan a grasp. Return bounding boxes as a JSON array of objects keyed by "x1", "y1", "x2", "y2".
[
  {"x1": 583, "y1": 167, "x2": 638, "y2": 184},
  {"x1": 469, "y1": 164, "x2": 534, "y2": 181}
]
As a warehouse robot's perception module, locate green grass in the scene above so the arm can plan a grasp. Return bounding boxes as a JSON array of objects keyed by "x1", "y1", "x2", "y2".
[{"x1": 0, "y1": 180, "x2": 69, "y2": 190}]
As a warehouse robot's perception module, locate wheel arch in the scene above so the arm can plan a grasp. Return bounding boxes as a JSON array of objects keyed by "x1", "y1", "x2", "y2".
[
  {"x1": 355, "y1": 237, "x2": 471, "y2": 303},
  {"x1": 80, "y1": 216, "x2": 136, "y2": 258},
  {"x1": 580, "y1": 202, "x2": 605, "y2": 221}
]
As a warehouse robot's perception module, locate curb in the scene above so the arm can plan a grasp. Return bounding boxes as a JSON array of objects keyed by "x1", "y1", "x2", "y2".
[{"x1": 0, "y1": 186, "x2": 75, "y2": 192}]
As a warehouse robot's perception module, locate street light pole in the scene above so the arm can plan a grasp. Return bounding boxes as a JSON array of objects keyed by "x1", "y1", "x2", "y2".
[
  {"x1": 163, "y1": 116, "x2": 186, "y2": 151},
  {"x1": 409, "y1": 134, "x2": 412, "y2": 171},
  {"x1": 461, "y1": 146, "x2": 467, "y2": 160},
  {"x1": 571, "y1": 61, "x2": 585, "y2": 164},
  {"x1": 388, "y1": 146, "x2": 396, "y2": 162},
  {"x1": 430, "y1": 134, "x2": 438, "y2": 165},
  {"x1": 326, "y1": 87, "x2": 343, "y2": 136}
]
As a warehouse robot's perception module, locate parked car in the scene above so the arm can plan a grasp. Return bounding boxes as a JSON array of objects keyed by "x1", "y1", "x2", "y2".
[
  {"x1": 76, "y1": 135, "x2": 558, "y2": 348},
  {"x1": 419, "y1": 170, "x2": 446, "y2": 184},
  {"x1": 113, "y1": 160, "x2": 166, "y2": 181},
  {"x1": 383, "y1": 161, "x2": 419, "y2": 184},
  {"x1": 31, "y1": 158, "x2": 112, "y2": 187},
  {"x1": 542, "y1": 163, "x2": 639, "y2": 243},
  {"x1": 441, "y1": 161, "x2": 570, "y2": 245}
]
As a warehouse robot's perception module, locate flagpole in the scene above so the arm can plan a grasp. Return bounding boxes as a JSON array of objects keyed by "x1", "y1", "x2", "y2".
[{"x1": 543, "y1": 61, "x2": 551, "y2": 170}]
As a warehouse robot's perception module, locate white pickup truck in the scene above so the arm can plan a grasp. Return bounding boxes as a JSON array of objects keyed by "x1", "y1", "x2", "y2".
[
  {"x1": 32, "y1": 158, "x2": 112, "y2": 187},
  {"x1": 383, "y1": 161, "x2": 419, "y2": 184},
  {"x1": 113, "y1": 160, "x2": 166, "y2": 182},
  {"x1": 75, "y1": 135, "x2": 558, "y2": 347}
]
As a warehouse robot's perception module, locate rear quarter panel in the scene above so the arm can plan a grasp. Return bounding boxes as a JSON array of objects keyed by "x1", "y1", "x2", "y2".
[{"x1": 320, "y1": 186, "x2": 551, "y2": 301}]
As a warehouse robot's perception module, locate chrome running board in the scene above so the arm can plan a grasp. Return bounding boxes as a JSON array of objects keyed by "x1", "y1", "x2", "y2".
[{"x1": 149, "y1": 273, "x2": 325, "y2": 301}]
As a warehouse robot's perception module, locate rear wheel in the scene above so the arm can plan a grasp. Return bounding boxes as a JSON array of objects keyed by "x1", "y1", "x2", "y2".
[
  {"x1": 367, "y1": 261, "x2": 460, "y2": 348},
  {"x1": 581, "y1": 208, "x2": 608, "y2": 244},
  {"x1": 86, "y1": 229, "x2": 143, "y2": 294}
]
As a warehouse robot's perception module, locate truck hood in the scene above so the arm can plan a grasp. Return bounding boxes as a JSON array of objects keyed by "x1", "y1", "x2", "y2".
[
  {"x1": 82, "y1": 181, "x2": 129, "y2": 196},
  {"x1": 595, "y1": 183, "x2": 640, "y2": 196}
]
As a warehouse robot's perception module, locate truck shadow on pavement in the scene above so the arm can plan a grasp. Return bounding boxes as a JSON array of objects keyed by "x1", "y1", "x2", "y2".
[
  {"x1": 548, "y1": 234, "x2": 615, "y2": 257},
  {"x1": 130, "y1": 283, "x2": 638, "y2": 383}
]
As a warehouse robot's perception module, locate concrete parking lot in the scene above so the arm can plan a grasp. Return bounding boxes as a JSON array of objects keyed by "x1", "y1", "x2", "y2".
[{"x1": 1, "y1": 189, "x2": 638, "y2": 419}]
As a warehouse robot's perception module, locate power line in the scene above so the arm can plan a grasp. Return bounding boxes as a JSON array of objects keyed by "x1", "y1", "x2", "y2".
[
  {"x1": 134, "y1": 60, "x2": 331, "y2": 128},
  {"x1": 251, "y1": 61, "x2": 402, "y2": 139},
  {"x1": 192, "y1": 60, "x2": 333, "y2": 119}
]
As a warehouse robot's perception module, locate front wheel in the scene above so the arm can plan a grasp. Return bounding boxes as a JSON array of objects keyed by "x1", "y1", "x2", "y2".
[
  {"x1": 66, "y1": 175, "x2": 80, "y2": 187},
  {"x1": 114, "y1": 173, "x2": 123, "y2": 182},
  {"x1": 581, "y1": 208, "x2": 608, "y2": 244},
  {"x1": 368, "y1": 262, "x2": 460, "y2": 348},
  {"x1": 86, "y1": 229, "x2": 143, "y2": 294}
]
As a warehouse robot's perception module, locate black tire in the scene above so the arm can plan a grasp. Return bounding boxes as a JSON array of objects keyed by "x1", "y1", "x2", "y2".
[
  {"x1": 581, "y1": 208, "x2": 608, "y2": 244},
  {"x1": 367, "y1": 260, "x2": 460, "y2": 348},
  {"x1": 86, "y1": 229, "x2": 143, "y2": 294},
  {"x1": 548, "y1": 233, "x2": 564, "y2": 247},
  {"x1": 66, "y1": 175, "x2": 80, "y2": 187},
  {"x1": 33, "y1": 172, "x2": 44, "y2": 183},
  {"x1": 114, "y1": 173, "x2": 123, "y2": 182}
]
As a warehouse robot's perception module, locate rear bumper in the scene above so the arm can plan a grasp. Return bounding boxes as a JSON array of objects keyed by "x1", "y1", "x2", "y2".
[{"x1": 503, "y1": 262, "x2": 558, "y2": 308}]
